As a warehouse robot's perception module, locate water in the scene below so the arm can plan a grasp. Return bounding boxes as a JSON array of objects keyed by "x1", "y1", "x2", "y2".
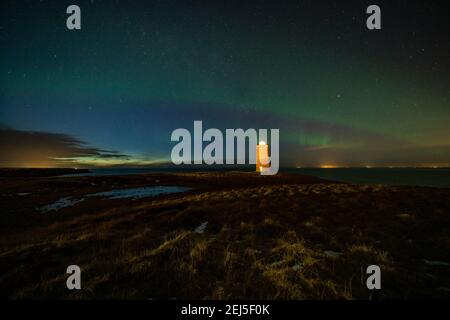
[
  {"x1": 87, "y1": 186, "x2": 190, "y2": 200},
  {"x1": 40, "y1": 197, "x2": 85, "y2": 213},
  {"x1": 64, "y1": 167, "x2": 450, "y2": 188},
  {"x1": 288, "y1": 168, "x2": 450, "y2": 188},
  {"x1": 40, "y1": 186, "x2": 190, "y2": 212}
]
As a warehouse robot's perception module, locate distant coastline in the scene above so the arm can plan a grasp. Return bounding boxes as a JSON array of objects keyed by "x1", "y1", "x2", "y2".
[
  {"x1": 1, "y1": 167, "x2": 450, "y2": 188},
  {"x1": 65, "y1": 167, "x2": 450, "y2": 188},
  {"x1": 0, "y1": 168, "x2": 90, "y2": 177}
]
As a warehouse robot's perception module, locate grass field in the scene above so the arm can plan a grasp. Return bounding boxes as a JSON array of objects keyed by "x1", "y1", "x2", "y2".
[{"x1": 1, "y1": 172, "x2": 449, "y2": 299}]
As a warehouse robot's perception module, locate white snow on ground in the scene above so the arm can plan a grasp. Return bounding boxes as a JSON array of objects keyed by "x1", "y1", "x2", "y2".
[
  {"x1": 194, "y1": 222, "x2": 208, "y2": 234},
  {"x1": 423, "y1": 259, "x2": 450, "y2": 267},
  {"x1": 269, "y1": 261, "x2": 284, "y2": 268},
  {"x1": 324, "y1": 250, "x2": 343, "y2": 258}
]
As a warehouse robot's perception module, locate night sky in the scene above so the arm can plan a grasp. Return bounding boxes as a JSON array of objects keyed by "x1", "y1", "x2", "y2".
[{"x1": 1, "y1": 0, "x2": 449, "y2": 168}]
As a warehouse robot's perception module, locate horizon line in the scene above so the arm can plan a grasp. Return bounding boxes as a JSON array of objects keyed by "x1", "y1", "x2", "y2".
[{"x1": 1, "y1": 166, "x2": 450, "y2": 170}]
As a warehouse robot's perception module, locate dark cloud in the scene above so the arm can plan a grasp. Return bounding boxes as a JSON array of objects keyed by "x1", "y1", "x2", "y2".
[{"x1": 0, "y1": 127, "x2": 128, "y2": 168}]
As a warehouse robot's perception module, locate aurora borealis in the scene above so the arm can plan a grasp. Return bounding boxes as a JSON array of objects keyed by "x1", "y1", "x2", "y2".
[{"x1": 1, "y1": 0, "x2": 449, "y2": 168}]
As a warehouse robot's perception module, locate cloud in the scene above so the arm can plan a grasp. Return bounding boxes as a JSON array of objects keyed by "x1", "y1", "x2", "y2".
[
  {"x1": 0, "y1": 127, "x2": 128, "y2": 168},
  {"x1": 2, "y1": 105, "x2": 449, "y2": 168}
]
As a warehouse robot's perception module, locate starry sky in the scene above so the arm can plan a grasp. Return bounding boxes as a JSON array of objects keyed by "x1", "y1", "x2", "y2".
[{"x1": 1, "y1": 0, "x2": 449, "y2": 168}]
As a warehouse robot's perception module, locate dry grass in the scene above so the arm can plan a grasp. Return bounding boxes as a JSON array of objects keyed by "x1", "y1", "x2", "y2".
[{"x1": 1, "y1": 173, "x2": 450, "y2": 299}]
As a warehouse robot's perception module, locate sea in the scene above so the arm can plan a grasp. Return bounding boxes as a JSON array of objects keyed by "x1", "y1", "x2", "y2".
[{"x1": 65, "y1": 167, "x2": 450, "y2": 188}]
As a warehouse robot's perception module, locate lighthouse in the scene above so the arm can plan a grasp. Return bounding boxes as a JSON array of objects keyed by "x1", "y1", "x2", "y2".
[{"x1": 256, "y1": 141, "x2": 269, "y2": 173}]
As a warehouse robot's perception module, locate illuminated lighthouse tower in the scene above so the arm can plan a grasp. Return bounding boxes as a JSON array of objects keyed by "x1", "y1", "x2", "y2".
[{"x1": 256, "y1": 141, "x2": 270, "y2": 173}]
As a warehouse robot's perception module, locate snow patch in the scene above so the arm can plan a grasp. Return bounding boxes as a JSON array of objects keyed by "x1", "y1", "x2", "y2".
[
  {"x1": 423, "y1": 259, "x2": 450, "y2": 267},
  {"x1": 194, "y1": 221, "x2": 208, "y2": 234},
  {"x1": 324, "y1": 250, "x2": 343, "y2": 258}
]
